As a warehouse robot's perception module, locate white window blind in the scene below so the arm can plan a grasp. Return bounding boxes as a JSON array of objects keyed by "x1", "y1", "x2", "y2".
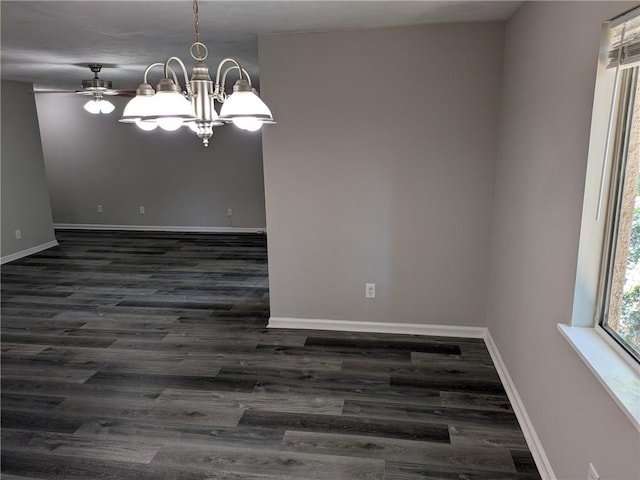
[
  {"x1": 607, "y1": 6, "x2": 640, "y2": 69},
  {"x1": 597, "y1": 6, "x2": 640, "y2": 220}
]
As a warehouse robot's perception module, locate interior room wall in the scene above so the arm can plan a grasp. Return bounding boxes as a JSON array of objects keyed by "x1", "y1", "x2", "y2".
[
  {"x1": 1, "y1": 80, "x2": 56, "y2": 260},
  {"x1": 35, "y1": 94, "x2": 266, "y2": 229},
  {"x1": 259, "y1": 22, "x2": 504, "y2": 327},
  {"x1": 486, "y1": 2, "x2": 639, "y2": 479}
]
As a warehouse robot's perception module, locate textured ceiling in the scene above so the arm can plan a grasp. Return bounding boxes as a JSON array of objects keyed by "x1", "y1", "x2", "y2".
[{"x1": 1, "y1": 0, "x2": 522, "y2": 92}]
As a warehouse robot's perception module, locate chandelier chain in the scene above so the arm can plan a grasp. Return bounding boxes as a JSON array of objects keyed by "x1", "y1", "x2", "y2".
[{"x1": 193, "y1": 0, "x2": 201, "y2": 58}]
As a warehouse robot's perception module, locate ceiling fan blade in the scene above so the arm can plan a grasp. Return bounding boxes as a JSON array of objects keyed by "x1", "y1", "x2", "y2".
[
  {"x1": 31, "y1": 89, "x2": 77, "y2": 94},
  {"x1": 33, "y1": 66, "x2": 136, "y2": 97},
  {"x1": 104, "y1": 89, "x2": 137, "y2": 97}
]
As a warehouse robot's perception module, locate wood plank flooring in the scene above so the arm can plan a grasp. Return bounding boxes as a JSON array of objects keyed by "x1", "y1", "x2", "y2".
[{"x1": 1, "y1": 230, "x2": 541, "y2": 479}]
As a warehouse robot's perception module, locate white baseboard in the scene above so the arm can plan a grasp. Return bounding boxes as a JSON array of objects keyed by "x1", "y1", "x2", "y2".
[
  {"x1": 268, "y1": 316, "x2": 554, "y2": 479},
  {"x1": 53, "y1": 223, "x2": 265, "y2": 234},
  {"x1": 1, "y1": 240, "x2": 59, "y2": 265},
  {"x1": 484, "y1": 330, "x2": 556, "y2": 480},
  {"x1": 268, "y1": 317, "x2": 486, "y2": 338}
]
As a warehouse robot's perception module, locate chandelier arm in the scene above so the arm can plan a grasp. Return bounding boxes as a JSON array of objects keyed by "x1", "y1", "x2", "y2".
[
  {"x1": 143, "y1": 63, "x2": 179, "y2": 85},
  {"x1": 214, "y1": 58, "x2": 245, "y2": 100},
  {"x1": 164, "y1": 56, "x2": 193, "y2": 96},
  {"x1": 215, "y1": 58, "x2": 244, "y2": 83},
  {"x1": 221, "y1": 66, "x2": 252, "y2": 90}
]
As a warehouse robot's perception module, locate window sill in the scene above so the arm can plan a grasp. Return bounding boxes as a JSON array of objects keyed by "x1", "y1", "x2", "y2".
[{"x1": 557, "y1": 324, "x2": 640, "y2": 431}]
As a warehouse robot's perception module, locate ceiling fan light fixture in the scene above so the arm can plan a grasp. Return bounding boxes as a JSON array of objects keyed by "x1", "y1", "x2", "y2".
[
  {"x1": 83, "y1": 96, "x2": 115, "y2": 115},
  {"x1": 99, "y1": 99, "x2": 115, "y2": 114},
  {"x1": 83, "y1": 99, "x2": 101, "y2": 114}
]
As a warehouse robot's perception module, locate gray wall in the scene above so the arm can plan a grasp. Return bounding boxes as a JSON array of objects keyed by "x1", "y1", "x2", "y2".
[
  {"x1": 487, "y1": 2, "x2": 640, "y2": 479},
  {"x1": 35, "y1": 93, "x2": 266, "y2": 229},
  {"x1": 1, "y1": 80, "x2": 56, "y2": 259},
  {"x1": 259, "y1": 23, "x2": 504, "y2": 326}
]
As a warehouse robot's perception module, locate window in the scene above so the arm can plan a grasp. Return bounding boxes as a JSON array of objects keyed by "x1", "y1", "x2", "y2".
[
  {"x1": 598, "y1": 10, "x2": 640, "y2": 362},
  {"x1": 560, "y1": 6, "x2": 640, "y2": 429}
]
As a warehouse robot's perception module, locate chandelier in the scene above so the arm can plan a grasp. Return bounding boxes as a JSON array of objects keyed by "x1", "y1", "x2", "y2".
[{"x1": 119, "y1": 0, "x2": 275, "y2": 146}]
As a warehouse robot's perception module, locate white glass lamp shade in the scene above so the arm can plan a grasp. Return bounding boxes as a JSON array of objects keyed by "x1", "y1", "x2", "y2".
[
  {"x1": 121, "y1": 95, "x2": 156, "y2": 122},
  {"x1": 120, "y1": 83, "x2": 157, "y2": 124},
  {"x1": 218, "y1": 90, "x2": 274, "y2": 127},
  {"x1": 136, "y1": 119, "x2": 158, "y2": 131},
  {"x1": 146, "y1": 90, "x2": 196, "y2": 131},
  {"x1": 232, "y1": 117, "x2": 263, "y2": 132},
  {"x1": 157, "y1": 118, "x2": 183, "y2": 131},
  {"x1": 99, "y1": 100, "x2": 115, "y2": 114},
  {"x1": 84, "y1": 99, "x2": 116, "y2": 115},
  {"x1": 83, "y1": 99, "x2": 101, "y2": 114}
]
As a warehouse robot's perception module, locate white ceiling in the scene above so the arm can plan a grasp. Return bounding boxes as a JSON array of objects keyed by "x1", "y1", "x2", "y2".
[{"x1": 1, "y1": 0, "x2": 522, "y2": 92}]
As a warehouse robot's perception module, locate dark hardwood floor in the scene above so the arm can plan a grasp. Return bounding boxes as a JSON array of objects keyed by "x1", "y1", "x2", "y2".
[{"x1": 1, "y1": 230, "x2": 540, "y2": 479}]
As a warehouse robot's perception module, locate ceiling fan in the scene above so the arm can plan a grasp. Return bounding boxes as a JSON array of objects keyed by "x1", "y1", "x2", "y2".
[
  {"x1": 34, "y1": 64, "x2": 135, "y2": 114},
  {"x1": 34, "y1": 64, "x2": 135, "y2": 96}
]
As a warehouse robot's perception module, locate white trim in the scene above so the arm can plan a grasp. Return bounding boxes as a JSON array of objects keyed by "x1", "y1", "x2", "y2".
[
  {"x1": 0, "y1": 240, "x2": 59, "y2": 265},
  {"x1": 558, "y1": 324, "x2": 640, "y2": 431},
  {"x1": 53, "y1": 223, "x2": 265, "y2": 234},
  {"x1": 267, "y1": 317, "x2": 486, "y2": 338},
  {"x1": 267, "y1": 317, "x2": 554, "y2": 479},
  {"x1": 484, "y1": 330, "x2": 557, "y2": 480}
]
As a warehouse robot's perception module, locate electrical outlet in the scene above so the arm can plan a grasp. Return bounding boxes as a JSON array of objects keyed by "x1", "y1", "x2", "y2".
[
  {"x1": 227, "y1": 208, "x2": 233, "y2": 217},
  {"x1": 365, "y1": 283, "x2": 376, "y2": 298},
  {"x1": 587, "y1": 463, "x2": 599, "y2": 480},
  {"x1": 139, "y1": 206, "x2": 146, "y2": 215},
  {"x1": 97, "y1": 204, "x2": 103, "y2": 213},
  {"x1": 15, "y1": 229, "x2": 22, "y2": 240}
]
